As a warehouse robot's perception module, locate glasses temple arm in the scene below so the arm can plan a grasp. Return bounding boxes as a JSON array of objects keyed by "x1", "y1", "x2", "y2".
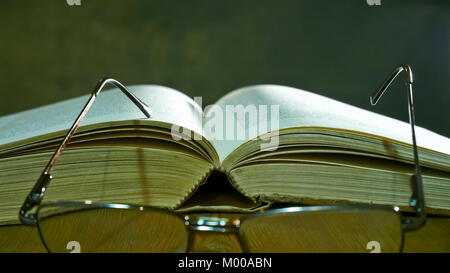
[
  {"x1": 19, "y1": 78, "x2": 152, "y2": 224},
  {"x1": 370, "y1": 65, "x2": 426, "y2": 231}
]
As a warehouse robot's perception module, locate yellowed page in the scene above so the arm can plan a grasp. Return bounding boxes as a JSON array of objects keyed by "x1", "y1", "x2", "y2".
[
  {"x1": 208, "y1": 85, "x2": 450, "y2": 162},
  {"x1": 0, "y1": 85, "x2": 203, "y2": 147}
]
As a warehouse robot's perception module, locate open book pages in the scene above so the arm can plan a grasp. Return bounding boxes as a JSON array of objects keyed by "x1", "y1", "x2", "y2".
[{"x1": 0, "y1": 84, "x2": 449, "y2": 224}]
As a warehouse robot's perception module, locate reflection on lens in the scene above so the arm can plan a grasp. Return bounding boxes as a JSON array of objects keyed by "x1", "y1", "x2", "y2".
[
  {"x1": 239, "y1": 208, "x2": 402, "y2": 253},
  {"x1": 37, "y1": 206, "x2": 188, "y2": 253}
]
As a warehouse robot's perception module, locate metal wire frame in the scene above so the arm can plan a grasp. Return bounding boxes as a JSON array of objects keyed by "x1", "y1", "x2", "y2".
[
  {"x1": 370, "y1": 64, "x2": 426, "y2": 231},
  {"x1": 17, "y1": 70, "x2": 427, "y2": 252},
  {"x1": 35, "y1": 201, "x2": 404, "y2": 253},
  {"x1": 18, "y1": 78, "x2": 152, "y2": 225}
]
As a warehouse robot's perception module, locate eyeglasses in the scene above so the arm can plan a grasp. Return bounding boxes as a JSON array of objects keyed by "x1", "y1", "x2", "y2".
[
  {"x1": 36, "y1": 202, "x2": 404, "y2": 253},
  {"x1": 19, "y1": 66, "x2": 426, "y2": 253}
]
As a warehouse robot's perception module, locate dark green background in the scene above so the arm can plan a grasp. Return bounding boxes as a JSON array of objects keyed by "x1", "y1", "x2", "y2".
[{"x1": 0, "y1": 0, "x2": 448, "y2": 136}]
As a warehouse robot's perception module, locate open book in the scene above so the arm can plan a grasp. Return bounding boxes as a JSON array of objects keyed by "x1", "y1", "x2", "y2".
[{"x1": 0, "y1": 84, "x2": 449, "y2": 224}]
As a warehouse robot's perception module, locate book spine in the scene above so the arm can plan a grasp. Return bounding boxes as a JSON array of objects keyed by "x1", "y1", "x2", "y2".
[{"x1": 173, "y1": 165, "x2": 215, "y2": 209}]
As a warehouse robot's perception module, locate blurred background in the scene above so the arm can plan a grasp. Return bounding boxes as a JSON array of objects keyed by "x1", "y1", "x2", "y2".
[{"x1": 0, "y1": 0, "x2": 448, "y2": 136}]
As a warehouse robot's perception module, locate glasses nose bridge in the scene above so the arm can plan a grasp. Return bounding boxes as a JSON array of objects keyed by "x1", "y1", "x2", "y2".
[
  {"x1": 184, "y1": 215, "x2": 241, "y2": 232},
  {"x1": 184, "y1": 215, "x2": 244, "y2": 253}
]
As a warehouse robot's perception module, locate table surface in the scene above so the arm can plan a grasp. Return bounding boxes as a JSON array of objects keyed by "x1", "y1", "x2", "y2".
[{"x1": 0, "y1": 214, "x2": 448, "y2": 253}]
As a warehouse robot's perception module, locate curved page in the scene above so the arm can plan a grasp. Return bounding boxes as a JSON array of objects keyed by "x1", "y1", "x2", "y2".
[
  {"x1": 207, "y1": 85, "x2": 450, "y2": 162},
  {"x1": 0, "y1": 85, "x2": 203, "y2": 148}
]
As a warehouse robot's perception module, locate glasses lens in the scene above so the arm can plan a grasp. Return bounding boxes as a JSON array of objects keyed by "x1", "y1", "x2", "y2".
[
  {"x1": 240, "y1": 207, "x2": 402, "y2": 253},
  {"x1": 37, "y1": 205, "x2": 188, "y2": 253}
]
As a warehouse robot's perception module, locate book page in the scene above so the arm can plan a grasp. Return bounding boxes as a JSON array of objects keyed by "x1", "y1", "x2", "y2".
[
  {"x1": 207, "y1": 84, "x2": 450, "y2": 162},
  {"x1": 0, "y1": 85, "x2": 203, "y2": 147}
]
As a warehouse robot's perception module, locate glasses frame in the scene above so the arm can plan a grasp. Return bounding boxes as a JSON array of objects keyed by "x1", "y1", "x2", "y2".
[
  {"x1": 18, "y1": 68, "x2": 427, "y2": 252},
  {"x1": 370, "y1": 64, "x2": 426, "y2": 230},
  {"x1": 36, "y1": 201, "x2": 404, "y2": 253}
]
